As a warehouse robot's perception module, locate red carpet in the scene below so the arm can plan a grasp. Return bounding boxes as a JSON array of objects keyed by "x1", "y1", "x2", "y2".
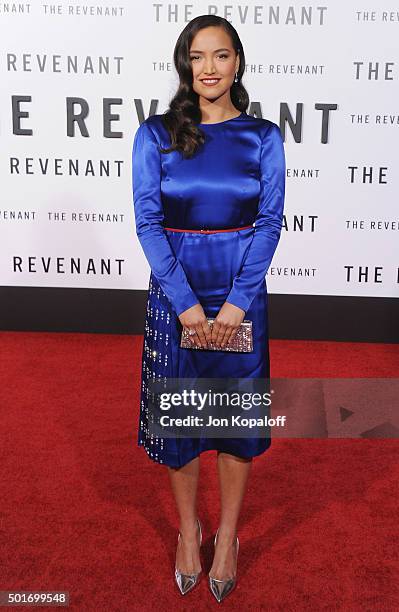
[{"x1": 0, "y1": 331, "x2": 398, "y2": 610}]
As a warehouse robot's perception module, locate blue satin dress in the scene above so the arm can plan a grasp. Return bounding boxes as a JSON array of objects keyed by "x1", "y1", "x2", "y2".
[{"x1": 132, "y1": 111, "x2": 286, "y2": 468}]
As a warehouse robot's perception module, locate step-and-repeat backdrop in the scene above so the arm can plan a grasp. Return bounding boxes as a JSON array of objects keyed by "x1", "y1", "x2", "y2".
[{"x1": 1, "y1": 1, "x2": 398, "y2": 299}]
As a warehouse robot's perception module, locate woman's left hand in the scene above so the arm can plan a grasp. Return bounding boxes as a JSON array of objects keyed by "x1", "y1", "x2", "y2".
[{"x1": 211, "y1": 302, "x2": 245, "y2": 348}]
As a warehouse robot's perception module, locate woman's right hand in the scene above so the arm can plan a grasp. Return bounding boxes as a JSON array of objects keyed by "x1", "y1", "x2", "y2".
[{"x1": 178, "y1": 303, "x2": 212, "y2": 349}]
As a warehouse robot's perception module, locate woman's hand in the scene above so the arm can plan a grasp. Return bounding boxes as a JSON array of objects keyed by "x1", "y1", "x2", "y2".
[
  {"x1": 211, "y1": 302, "x2": 245, "y2": 348},
  {"x1": 178, "y1": 303, "x2": 212, "y2": 348}
]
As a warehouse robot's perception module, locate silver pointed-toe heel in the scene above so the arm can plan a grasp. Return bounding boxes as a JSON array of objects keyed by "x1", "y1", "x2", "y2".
[
  {"x1": 174, "y1": 518, "x2": 203, "y2": 595},
  {"x1": 208, "y1": 529, "x2": 240, "y2": 603}
]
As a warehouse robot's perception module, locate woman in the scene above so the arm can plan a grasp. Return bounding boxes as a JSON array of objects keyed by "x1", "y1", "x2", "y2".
[{"x1": 132, "y1": 14, "x2": 286, "y2": 603}]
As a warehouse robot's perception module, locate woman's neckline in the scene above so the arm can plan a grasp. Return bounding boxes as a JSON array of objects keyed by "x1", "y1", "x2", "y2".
[{"x1": 199, "y1": 111, "x2": 245, "y2": 126}]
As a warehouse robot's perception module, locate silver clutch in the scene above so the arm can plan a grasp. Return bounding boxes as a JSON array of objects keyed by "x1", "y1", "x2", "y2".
[{"x1": 180, "y1": 317, "x2": 253, "y2": 352}]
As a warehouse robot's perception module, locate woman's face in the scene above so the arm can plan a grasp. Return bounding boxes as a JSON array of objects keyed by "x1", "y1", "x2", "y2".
[{"x1": 189, "y1": 26, "x2": 240, "y2": 102}]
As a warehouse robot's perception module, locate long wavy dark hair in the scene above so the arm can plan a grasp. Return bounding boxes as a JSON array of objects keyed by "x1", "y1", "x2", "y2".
[{"x1": 159, "y1": 15, "x2": 249, "y2": 159}]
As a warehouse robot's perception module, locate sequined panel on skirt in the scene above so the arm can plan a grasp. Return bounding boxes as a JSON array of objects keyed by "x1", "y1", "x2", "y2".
[{"x1": 137, "y1": 272, "x2": 175, "y2": 464}]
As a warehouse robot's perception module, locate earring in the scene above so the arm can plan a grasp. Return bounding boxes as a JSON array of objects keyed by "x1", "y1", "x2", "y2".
[{"x1": 234, "y1": 72, "x2": 239, "y2": 83}]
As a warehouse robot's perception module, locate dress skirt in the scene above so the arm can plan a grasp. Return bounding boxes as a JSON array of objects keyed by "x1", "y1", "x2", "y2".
[{"x1": 137, "y1": 228, "x2": 272, "y2": 468}]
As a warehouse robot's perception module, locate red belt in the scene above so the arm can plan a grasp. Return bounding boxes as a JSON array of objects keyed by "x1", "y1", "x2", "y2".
[{"x1": 163, "y1": 224, "x2": 254, "y2": 234}]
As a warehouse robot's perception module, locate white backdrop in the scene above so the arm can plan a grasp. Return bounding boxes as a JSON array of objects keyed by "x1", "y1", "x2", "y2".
[{"x1": 1, "y1": 1, "x2": 398, "y2": 298}]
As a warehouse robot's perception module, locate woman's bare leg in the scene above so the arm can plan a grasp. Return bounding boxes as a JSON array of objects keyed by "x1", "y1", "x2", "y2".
[
  {"x1": 209, "y1": 452, "x2": 252, "y2": 579},
  {"x1": 167, "y1": 456, "x2": 201, "y2": 574}
]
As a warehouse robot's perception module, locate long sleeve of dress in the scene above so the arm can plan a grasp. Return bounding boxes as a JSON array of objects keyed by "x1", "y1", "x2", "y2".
[
  {"x1": 225, "y1": 123, "x2": 286, "y2": 314},
  {"x1": 132, "y1": 120, "x2": 200, "y2": 317}
]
